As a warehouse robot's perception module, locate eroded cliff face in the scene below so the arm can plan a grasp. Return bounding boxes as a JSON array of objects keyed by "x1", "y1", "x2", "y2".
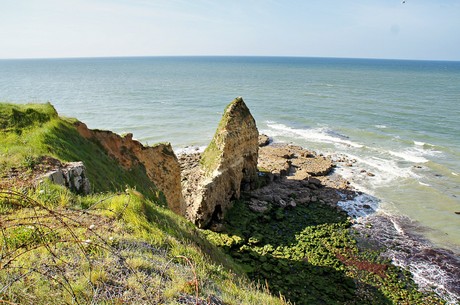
[
  {"x1": 183, "y1": 97, "x2": 259, "y2": 228},
  {"x1": 75, "y1": 122, "x2": 185, "y2": 215}
]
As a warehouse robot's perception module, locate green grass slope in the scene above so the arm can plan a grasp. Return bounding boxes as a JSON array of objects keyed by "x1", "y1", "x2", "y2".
[
  {"x1": 0, "y1": 102, "x2": 160, "y2": 199},
  {"x1": 0, "y1": 186, "x2": 289, "y2": 304}
]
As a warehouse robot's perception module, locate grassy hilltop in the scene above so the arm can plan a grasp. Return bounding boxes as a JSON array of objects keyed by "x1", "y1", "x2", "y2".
[
  {"x1": 0, "y1": 102, "x2": 161, "y2": 197},
  {"x1": 0, "y1": 103, "x2": 448, "y2": 304}
]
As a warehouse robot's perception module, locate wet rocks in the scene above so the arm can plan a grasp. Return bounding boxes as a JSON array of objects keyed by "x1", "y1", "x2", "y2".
[{"x1": 245, "y1": 143, "x2": 356, "y2": 213}]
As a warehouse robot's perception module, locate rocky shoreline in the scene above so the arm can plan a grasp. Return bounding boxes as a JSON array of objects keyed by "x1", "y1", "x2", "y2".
[
  {"x1": 180, "y1": 138, "x2": 357, "y2": 224},
  {"x1": 180, "y1": 134, "x2": 459, "y2": 304}
]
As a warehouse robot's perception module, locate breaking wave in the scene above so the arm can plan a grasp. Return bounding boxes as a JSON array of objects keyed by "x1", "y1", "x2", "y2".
[{"x1": 265, "y1": 122, "x2": 364, "y2": 148}]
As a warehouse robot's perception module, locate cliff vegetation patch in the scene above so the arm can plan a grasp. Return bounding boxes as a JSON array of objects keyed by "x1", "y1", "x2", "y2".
[{"x1": 204, "y1": 200, "x2": 446, "y2": 305}]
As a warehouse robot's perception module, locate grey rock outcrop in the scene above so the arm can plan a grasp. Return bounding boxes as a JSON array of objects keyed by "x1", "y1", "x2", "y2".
[
  {"x1": 42, "y1": 161, "x2": 91, "y2": 194},
  {"x1": 182, "y1": 97, "x2": 259, "y2": 228}
]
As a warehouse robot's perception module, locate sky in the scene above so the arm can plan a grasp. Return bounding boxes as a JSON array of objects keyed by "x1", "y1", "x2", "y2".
[{"x1": 0, "y1": 0, "x2": 459, "y2": 61}]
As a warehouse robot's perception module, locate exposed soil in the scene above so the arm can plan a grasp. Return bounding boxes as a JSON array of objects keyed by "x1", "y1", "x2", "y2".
[{"x1": 0, "y1": 156, "x2": 63, "y2": 189}]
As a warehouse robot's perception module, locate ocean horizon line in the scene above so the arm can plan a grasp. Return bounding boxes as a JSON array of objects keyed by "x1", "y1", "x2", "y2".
[{"x1": 1, "y1": 54, "x2": 459, "y2": 63}]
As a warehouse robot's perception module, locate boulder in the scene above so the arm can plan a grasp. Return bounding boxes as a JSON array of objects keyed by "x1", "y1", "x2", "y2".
[
  {"x1": 258, "y1": 134, "x2": 270, "y2": 147},
  {"x1": 185, "y1": 97, "x2": 259, "y2": 227},
  {"x1": 42, "y1": 161, "x2": 91, "y2": 195}
]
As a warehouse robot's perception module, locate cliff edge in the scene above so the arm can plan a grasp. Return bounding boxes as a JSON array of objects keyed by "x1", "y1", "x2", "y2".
[{"x1": 75, "y1": 122, "x2": 185, "y2": 215}]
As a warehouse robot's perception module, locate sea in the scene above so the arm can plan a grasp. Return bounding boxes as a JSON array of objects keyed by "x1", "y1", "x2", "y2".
[{"x1": 1, "y1": 56, "x2": 459, "y2": 302}]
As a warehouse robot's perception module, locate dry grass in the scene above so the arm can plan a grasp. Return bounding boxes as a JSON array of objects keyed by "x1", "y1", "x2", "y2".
[{"x1": 0, "y1": 188, "x2": 290, "y2": 305}]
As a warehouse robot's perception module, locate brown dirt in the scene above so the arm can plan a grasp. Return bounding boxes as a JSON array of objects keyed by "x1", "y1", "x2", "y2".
[{"x1": 0, "y1": 156, "x2": 63, "y2": 189}]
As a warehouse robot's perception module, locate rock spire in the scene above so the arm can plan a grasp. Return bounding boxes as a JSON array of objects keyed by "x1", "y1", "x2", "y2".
[{"x1": 183, "y1": 97, "x2": 259, "y2": 227}]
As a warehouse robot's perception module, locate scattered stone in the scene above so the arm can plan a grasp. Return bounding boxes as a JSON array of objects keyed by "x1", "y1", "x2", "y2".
[
  {"x1": 258, "y1": 134, "x2": 270, "y2": 147},
  {"x1": 297, "y1": 196, "x2": 310, "y2": 204},
  {"x1": 258, "y1": 144, "x2": 334, "y2": 178},
  {"x1": 249, "y1": 199, "x2": 269, "y2": 213},
  {"x1": 367, "y1": 172, "x2": 375, "y2": 177},
  {"x1": 308, "y1": 177, "x2": 322, "y2": 187},
  {"x1": 279, "y1": 198, "x2": 287, "y2": 207}
]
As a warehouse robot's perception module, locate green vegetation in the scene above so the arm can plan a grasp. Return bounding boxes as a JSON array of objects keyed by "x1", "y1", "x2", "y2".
[
  {"x1": 204, "y1": 200, "x2": 446, "y2": 305},
  {"x1": 0, "y1": 102, "x2": 161, "y2": 199},
  {"x1": 0, "y1": 186, "x2": 290, "y2": 305},
  {"x1": 200, "y1": 139, "x2": 221, "y2": 174}
]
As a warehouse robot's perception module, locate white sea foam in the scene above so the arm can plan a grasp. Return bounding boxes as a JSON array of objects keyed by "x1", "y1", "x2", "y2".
[
  {"x1": 265, "y1": 122, "x2": 364, "y2": 148},
  {"x1": 414, "y1": 141, "x2": 435, "y2": 147},
  {"x1": 337, "y1": 193, "x2": 379, "y2": 218},
  {"x1": 387, "y1": 215, "x2": 405, "y2": 235},
  {"x1": 418, "y1": 181, "x2": 431, "y2": 187},
  {"x1": 375, "y1": 124, "x2": 387, "y2": 129},
  {"x1": 452, "y1": 172, "x2": 459, "y2": 176},
  {"x1": 357, "y1": 214, "x2": 460, "y2": 304},
  {"x1": 341, "y1": 153, "x2": 415, "y2": 182},
  {"x1": 390, "y1": 256, "x2": 459, "y2": 304},
  {"x1": 175, "y1": 145, "x2": 206, "y2": 155},
  {"x1": 388, "y1": 150, "x2": 429, "y2": 163}
]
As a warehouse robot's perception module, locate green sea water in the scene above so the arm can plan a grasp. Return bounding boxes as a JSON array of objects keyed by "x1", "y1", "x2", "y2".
[{"x1": 1, "y1": 56, "x2": 459, "y2": 255}]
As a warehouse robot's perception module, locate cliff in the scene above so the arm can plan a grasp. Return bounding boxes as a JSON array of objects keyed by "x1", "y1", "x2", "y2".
[
  {"x1": 75, "y1": 122, "x2": 185, "y2": 215},
  {"x1": 1, "y1": 102, "x2": 450, "y2": 305},
  {"x1": 182, "y1": 97, "x2": 259, "y2": 227}
]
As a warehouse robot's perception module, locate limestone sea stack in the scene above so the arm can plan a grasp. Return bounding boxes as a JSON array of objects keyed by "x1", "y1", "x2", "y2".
[{"x1": 183, "y1": 97, "x2": 259, "y2": 228}]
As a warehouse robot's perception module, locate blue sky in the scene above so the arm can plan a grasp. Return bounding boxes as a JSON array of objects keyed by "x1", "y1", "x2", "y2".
[{"x1": 1, "y1": 0, "x2": 459, "y2": 60}]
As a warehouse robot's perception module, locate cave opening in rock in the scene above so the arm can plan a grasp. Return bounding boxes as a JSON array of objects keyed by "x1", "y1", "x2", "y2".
[{"x1": 211, "y1": 204, "x2": 223, "y2": 223}]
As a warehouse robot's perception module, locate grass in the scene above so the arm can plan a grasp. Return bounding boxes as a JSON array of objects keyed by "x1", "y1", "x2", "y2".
[
  {"x1": 0, "y1": 102, "x2": 162, "y2": 200},
  {"x1": 0, "y1": 102, "x2": 290, "y2": 304},
  {"x1": 0, "y1": 185, "x2": 290, "y2": 305}
]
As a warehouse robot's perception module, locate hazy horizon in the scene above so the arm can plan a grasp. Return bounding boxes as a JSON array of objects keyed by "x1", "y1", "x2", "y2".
[
  {"x1": 1, "y1": 0, "x2": 459, "y2": 61},
  {"x1": 2, "y1": 55, "x2": 460, "y2": 63}
]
